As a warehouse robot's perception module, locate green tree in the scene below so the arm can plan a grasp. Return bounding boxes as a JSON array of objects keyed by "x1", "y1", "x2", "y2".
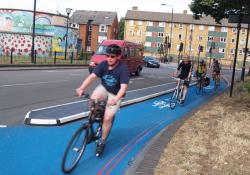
[
  {"x1": 189, "y1": 0, "x2": 250, "y2": 23},
  {"x1": 118, "y1": 17, "x2": 125, "y2": 40}
]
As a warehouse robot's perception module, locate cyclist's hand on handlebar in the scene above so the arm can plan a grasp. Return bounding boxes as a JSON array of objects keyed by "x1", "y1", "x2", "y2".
[{"x1": 76, "y1": 88, "x2": 84, "y2": 97}]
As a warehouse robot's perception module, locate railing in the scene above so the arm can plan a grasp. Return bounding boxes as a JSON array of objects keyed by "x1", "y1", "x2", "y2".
[{"x1": 0, "y1": 49, "x2": 91, "y2": 65}]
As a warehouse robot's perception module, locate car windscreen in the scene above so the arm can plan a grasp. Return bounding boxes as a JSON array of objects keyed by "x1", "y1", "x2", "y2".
[{"x1": 95, "y1": 45, "x2": 108, "y2": 55}]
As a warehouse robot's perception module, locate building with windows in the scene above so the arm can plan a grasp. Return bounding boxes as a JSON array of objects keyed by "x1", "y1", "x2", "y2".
[
  {"x1": 70, "y1": 10, "x2": 118, "y2": 52},
  {"x1": 125, "y1": 8, "x2": 250, "y2": 65},
  {"x1": 0, "y1": 8, "x2": 78, "y2": 57}
]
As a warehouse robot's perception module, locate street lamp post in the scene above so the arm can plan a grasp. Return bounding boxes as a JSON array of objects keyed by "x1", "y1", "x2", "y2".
[
  {"x1": 31, "y1": 0, "x2": 37, "y2": 63},
  {"x1": 161, "y1": 3, "x2": 173, "y2": 60},
  {"x1": 64, "y1": 8, "x2": 72, "y2": 60}
]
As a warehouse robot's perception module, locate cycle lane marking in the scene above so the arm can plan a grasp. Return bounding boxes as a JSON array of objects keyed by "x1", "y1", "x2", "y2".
[
  {"x1": 0, "y1": 125, "x2": 7, "y2": 128},
  {"x1": 99, "y1": 84, "x2": 225, "y2": 175}
]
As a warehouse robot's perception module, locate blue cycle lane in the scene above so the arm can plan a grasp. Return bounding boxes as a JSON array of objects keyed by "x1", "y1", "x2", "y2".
[{"x1": 0, "y1": 81, "x2": 226, "y2": 175}]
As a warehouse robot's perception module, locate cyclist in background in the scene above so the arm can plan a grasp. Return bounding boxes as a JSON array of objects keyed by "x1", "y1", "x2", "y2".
[
  {"x1": 195, "y1": 60, "x2": 207, "y2": 82},
  {"x1": 76, "y1": 44, "x2": 130, "y2": 156},
  {"x1": 212, "y1": 59, "x2": 221, "y2": 81},
  {"x1": 174, "y1": 55, "x2": 192, "y2": 104}
]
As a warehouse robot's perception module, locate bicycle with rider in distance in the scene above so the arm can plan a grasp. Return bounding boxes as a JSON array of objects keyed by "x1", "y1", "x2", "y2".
[
  {"x1": 213, "y1": 72, "x2": 220, "y2": 90},
  {"x1": 61, "y1": 94, "x2": 107, "y2": 173},
  {"x1": 195, "y1": 74, "x2": 206, "y2": 95},
  {"x1": 169, "y1": 78, "x2": 185, "y2": 110}
]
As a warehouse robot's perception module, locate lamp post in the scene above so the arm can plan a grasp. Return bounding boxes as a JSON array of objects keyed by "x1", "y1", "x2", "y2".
[
  {"x1": 161, "y1": 3, "x2": 173, "y2": 60},
  {"x1": 64, "y1": 8, "x2": 72, "y2": 60},
  {"x1": 31, "y1": 0, "x2": 37, "y2": 63}
]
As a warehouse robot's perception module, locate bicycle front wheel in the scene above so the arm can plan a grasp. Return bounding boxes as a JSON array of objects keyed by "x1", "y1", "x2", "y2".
[
  {"x1": 169, "y1": 89, "x2": 178, "y2": 109},
  {"x1": 62, "y1": 124, "x2": 89, "y2": 173}
]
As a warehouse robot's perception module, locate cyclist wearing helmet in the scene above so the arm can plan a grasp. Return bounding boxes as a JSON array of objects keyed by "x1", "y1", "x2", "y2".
[
  {"x1": 195, "y1": 59, "x2": 207, "y2": 81},
  {"x1": 76, "y1": 44, "x2": 130, "y2": 156}
]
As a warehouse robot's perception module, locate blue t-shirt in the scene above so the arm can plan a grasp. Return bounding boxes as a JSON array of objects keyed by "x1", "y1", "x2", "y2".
[{"x1": 93, "y1": 61, "x2": 130, "y2": 95}]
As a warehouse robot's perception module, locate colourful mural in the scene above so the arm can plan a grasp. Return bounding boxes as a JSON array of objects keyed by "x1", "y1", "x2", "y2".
[
  {"x1": 0, "y1": 9, "x2": 78, "y2": 57},
  {"x1": 0, "y1": 33, "x2": 51, "y2": 57}
]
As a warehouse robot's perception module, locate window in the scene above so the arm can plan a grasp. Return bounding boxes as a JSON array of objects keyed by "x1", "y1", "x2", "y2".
[
  {"x1": 199, "y1": 25, "x2": 204, "y2": 30},
  {"x1": 232, "y1": 28, "x2": 237, "y2": 33},
  {"x1": 219, "y1": 48, "x2": 225, "y2": 53},
  {"x1": 145, "y1": 42, "x2": 151, "y2": 47},
  {"x1": 146, "y1": 32, "x2": 152, "y2": 36},
  {"x1": 231, "y1": 38, "x2": 235, "y2": 43},
  {"x1": 98, "y1": 36, "x2": 107, "y2": 43},
  {"x1": 178, "y1": 34, "x2": 182, "y2": 40},
  {"x1": 158, "y1": 32, "x2": 164, "y2": 37},
  {"x1": 240, "y1": 39, "x2": 245, "y2": 45},
  {"x1": 230, "y1": 48, "x2": 235, "y2": 54},
  {"x1": 157, "y1": 42, "x2": 163, "y2": 47},
  {"x1": 99, "y1": 24, "x2": 107, "y2": 32},
  {"x1": 129, "y1": 20, "x2": 134, "y2": 26},
  {"x1": 198, "y1": 35, "x2": 203, "y2": 41},
  {"x1": 130, "y1": 48, "x2": 135, "y2": 56},
  {"x1": 241, "y1": 29, "x2": 246, "y2": 34},
  {"x1": 208, "y1": 26, "x2": 215, "y2": 31},
  {"x1": 88, "y1": 35, "x2": 91, "y2": 42},
  {"x1": 137, "y1": 30, "x2": 142, "y2": 36},
  {"x1": 159, "y1": 22, "x2": 165, "y2": 27},
  {"x1": 138, "y1": 20, "x2": 142, "y2": 26},
  {"x1": 147, "y1": 21, "x2": 153, "y2": 26},
  {"x1": 189, "y1": 24, "x2": 194, "y2": 30},
  {"x1": 208, "y1": 36, "x2": 214, "y2": 41},
  {"x1": 89, "y1": 25, "x2": 92, "y2": 31},
  {"x1": 179, "y1": 24, "x2": 183, "y2": 29},
  {"x1": 239, "y1": 49, "x2": 243, "y2": 55},
  {"x1": 220, "y1": 37, "x2": 226, "y2": 43},
  {"x1": 129, "y1": 30, "x2": 134, "y2": 36},
  {"x1": 221, "y1": 27, "x2": 227, "y2": 32}
]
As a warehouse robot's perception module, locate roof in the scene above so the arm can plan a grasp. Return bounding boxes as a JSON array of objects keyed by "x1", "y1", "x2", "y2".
[
  {"x1": 70, "y1": 10, "x2": 117, "y2": 25},
  {"x1": 125, "y1": 10, "x2": 248, "y2": 28}
]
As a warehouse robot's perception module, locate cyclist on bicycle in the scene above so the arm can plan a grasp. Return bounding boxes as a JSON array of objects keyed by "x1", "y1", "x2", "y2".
[
  {"x1": 212, "y1": 59, "x2": 221, "y2": 80},
  {"x1": 195, "y1": 60, "x2": 207, "y2": 82},
  {"x1": 76, "y1": 44, "x2": 130, "y2": 156},
  {"x1": 174, "y1": 55, "x2": 192, "y2": 104}
]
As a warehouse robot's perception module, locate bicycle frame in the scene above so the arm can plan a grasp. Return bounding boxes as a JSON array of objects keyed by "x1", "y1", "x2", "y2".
[{"x1": 169, "y1": 78, "x2": 185, "y2": 109}]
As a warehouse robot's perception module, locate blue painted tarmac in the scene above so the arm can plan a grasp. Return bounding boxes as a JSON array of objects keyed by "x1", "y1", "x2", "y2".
[{"x1": 0, "y1": 81, "x2": 226, "y2": 175}]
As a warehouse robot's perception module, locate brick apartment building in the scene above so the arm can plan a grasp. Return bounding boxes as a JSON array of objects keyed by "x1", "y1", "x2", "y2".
[
  {"x1": 70, "y1": 10, "x2": 118, "y2": 52},
  {"x1": 125, "y1": 7, "x2": 250, "y2": 65}
]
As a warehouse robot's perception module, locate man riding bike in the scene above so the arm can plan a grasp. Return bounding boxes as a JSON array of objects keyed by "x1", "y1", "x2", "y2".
[
  {"x1": 76, "y1": 44, "x2": 130, "y2": 156},
  {"x1": 195, "y1": 59, "x2": 207, "y2": 83},
  {"x1": 174, "y1": 55, "x2": 192, "y2": 104},
  {"x1": 212, "y1": 59, "x2": 221, "y2": 81}
]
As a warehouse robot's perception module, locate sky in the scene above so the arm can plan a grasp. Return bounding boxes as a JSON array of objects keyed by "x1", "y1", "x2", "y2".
[{"x1": 0, "y1": 0, "x2": 193, "y2": 18}]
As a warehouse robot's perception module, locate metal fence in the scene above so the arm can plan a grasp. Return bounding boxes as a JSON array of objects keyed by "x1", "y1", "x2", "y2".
[{"x1": 0, "y1": 49, "x2": 92, "y2": 65}]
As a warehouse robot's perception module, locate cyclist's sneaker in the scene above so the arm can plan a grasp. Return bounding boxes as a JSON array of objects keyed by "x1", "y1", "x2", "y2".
[{"x1": 96, "y1": 141, "x2": 105, "y2": 157}]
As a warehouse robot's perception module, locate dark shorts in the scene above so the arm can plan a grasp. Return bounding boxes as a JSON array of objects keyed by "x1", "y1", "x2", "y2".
[{"x1": 178, "y1": 74, "x2": 189, "y2": 87}]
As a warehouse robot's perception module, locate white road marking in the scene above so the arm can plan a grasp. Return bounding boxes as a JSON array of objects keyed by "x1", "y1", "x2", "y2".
[
  {"x1": 0, "y1": 80, "x2": 69, "y2": 88},
  {"x1": 0, "y1": 125, "x2": 7, "y2": 128},
  {"x1": 128, "y1": 82, "x2": 175, "y2": 93},
  {"x1": 70, "y1": 74, "x2": 82, "y2": 76}
]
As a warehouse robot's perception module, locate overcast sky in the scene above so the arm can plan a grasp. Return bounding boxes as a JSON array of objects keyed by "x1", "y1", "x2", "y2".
[{"x1": 0, "y1": 0, "x2": 193, "y2": 18}]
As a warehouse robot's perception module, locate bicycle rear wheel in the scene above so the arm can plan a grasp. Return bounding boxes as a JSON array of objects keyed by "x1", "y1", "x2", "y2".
[
  {"x1": 195, "y1": 81, "x2": 202, "y2": 95},
  {"x1": 62, "y1": 124, "x2": 89, "y2": 173},
  {"x1": 169, "y1": 89, "x2": 178, "y2": 109}
]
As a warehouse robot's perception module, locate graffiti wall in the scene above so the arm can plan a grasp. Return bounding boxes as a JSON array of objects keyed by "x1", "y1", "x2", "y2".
[
  {"x1": 0, "y1": 33, "x2": 51, "y2": 57},
  {"x1": 0, "y1": 9, "x2": 78, "y2": 57}
]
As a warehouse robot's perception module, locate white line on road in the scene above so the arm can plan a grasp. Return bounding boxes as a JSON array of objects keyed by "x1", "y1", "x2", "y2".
[
  {"x1": 0, "y1": 80, "x2": 69, "y2": 88},
  {"x1": 0, "y1": 125, "x2": 7, "y2": 128}
]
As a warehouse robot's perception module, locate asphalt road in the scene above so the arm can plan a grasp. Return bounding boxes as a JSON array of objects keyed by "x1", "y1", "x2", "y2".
[{"x1": 0, "y1": 65, "x2": 175, "y2": 126}]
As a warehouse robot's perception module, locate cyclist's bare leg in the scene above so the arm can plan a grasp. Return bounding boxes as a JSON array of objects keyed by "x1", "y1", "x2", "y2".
[
  {"x1": 101, "y1": 110, "x2": 116, "y2": 142},
  {"x1": 182, "y1": 85, "x2": 188, "y2": 101}
]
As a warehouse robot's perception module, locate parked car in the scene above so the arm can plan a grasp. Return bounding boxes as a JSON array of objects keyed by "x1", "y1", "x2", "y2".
[
  {"x1": 143, "y1": 56, "x2": 160, "y2": 68},
  {"x1": 89, "y1": 40, "x2": 144, "y2": 76}
]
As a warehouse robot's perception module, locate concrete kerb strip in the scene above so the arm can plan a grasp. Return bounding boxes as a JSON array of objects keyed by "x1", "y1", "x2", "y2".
[{"x1": 24, "y1": 82, "x2": 196, "y2": 126}]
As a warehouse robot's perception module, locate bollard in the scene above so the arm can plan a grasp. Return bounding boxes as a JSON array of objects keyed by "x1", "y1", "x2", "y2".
[
  {"x1": 54, "y1": 51, "x2": 57, "y2": 64},
  {"x1": 10, "y1": 48, "x2": 13, "y2": 64}
]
